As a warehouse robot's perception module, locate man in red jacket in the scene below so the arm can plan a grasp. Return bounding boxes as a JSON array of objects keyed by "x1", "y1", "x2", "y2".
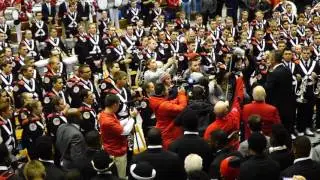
[
  {"x1": 204, "y1": 77, "x2": 244, "y2": 149},
  {"x1": 149, "y1": 83, "x2": 188, "y2": 149},
  {"x1": 99, "y1": 94, "x2": 136, "y2": 179},
  {"x1": 242, "y1": 85, "x2": 281, "y2": 139}
]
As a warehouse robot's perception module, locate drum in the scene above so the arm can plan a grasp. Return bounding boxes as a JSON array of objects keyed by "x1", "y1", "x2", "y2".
[
  {"x1": 32, "y1": 4, "x2": 42, "y2": 13},
  {"x1": 97, "y1": 0, "x2": 108, "y2": 10},
  {"x1": 4, "y1": 7, "x2": 19, "y2": 21}
]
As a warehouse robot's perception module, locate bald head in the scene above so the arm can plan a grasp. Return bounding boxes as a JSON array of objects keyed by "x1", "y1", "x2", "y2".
[
  {"x1": 214, "y1": 101, "x2": 229, "y2": 117},
  {"x1": 252, "y1": 86, "x2": 266, "y2": 102}
]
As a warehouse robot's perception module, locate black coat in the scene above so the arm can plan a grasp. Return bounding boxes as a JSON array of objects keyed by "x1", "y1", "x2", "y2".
[
  {"x1": 42, "y1": 3, "x2": 56, "y2": 23},
  {"x1": 281, "y1": 159, "x2": 320, "y2": 180},
  {"x1": 264, "y1": 64, "x2": 295, "y2": 125},
  {"x1": 239, "y1": 155, "x2": 280, "y2": 180},
  {"x1": 40, "y1": 161, "x2": 65, "y2": 180},
  {"x1": 132, "y1": 147, "x2": 187, "y2": 180},
  {"x1": 268, "y1": 149, "x2": 294, "y2": 171},
  {"x1": 168, "y1": 134, "x2": 213, "y2": 172}
]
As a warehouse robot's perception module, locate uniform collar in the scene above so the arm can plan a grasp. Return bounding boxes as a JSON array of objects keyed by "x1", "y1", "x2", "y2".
[
  {"x1": 294, "y1": 157, "x2": 311, "y2": 164},
  {"x1": 184, "y1": 131, "x2": 199, "y2": 135}
]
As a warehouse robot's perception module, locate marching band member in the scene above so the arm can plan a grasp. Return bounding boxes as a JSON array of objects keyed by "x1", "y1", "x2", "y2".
[
  {"x1": 85, "y1": 23, "x2": 105, "y2": 73},
  {"x1": 42, "y1": 56, "x2": 67, "y2": 91},
  {"x1": 106, "y1": 37, "x2": 131, "y2": 71},
  {"x1": 0, "y1": 60, "x2": 15, "y2": 104},
  {"x1": 312, "y1": 33, "x2": 320, "y2": 61},
  {"x1": 0, "y1": 102, "x2": 16, "y2": 154},
  {"x1": 46, "y1": 95, "x2": 69, "y2": 138},
  {"x1": 63, "y1": 2, "x2": 81, "y2": 38},
  {"x1": 252, "y1": 29, "x2": 266, "y2": 61},
  {"x1": 20, "y1": 30, "x2": 40, "y2": 60},
  {"x1": 43, "y1": 28, "x2": 69, "y2": 58},
  {"x1": 0, "y1": 16, "x2": 11, "y2": 42},
  {"x1": 77, "y1": 0, "x2": 90, "y2": 24},
  {"x1": 149, "y1": 1, "x2": 163, "y2": 24},
  {"x1": 70, "y1": 64, "x2": 99, "y2": 108},
  {"x1": 98, "y1": 10, "x2": 110, "y2": 35},
  {"x1": 126, "y1": 0, "x2": 141, "y2": 25},
  {"x1": 0, "y1": 32, "x2": 10, "y2": 51},
  {"x1": 20, "y1": 100, "x2": 46, "y2": 153},
  {"x1": 31, "y1": 12, "x2": 49, "y2": 43},
  {"x1": 294, "y1": 47, "x2": 320, "y2": 136},
  {"x1": 79, "y1": 90, "x2": 98, "y2": 134},
  {"x1": 121, "y1": 25, "x2": 138, "y2": 53},
  {"x1": 12, "y1": 45, "x2": 28, "y2": 75},
  {"x1": 134, "y1": 19, "x2": 145, "y2": 43},
  {"x1": 75, "y1": 24, "x2": 89, "y2": 64},
  {"x1": 13, "y1": 65, "x2": 43, "y2": 104}
]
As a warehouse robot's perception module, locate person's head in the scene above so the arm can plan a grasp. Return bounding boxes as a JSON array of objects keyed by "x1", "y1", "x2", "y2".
[
  {"x1": 301, "y1": 46, "x2": 311, "y2": 60},
  {"x1": 79, "y1": 64, "x2": 92, "y2": 80},
  {"x1": 1, "y1": 60, "x2": 13, "y2": 75},
  {"x1": 314, "y1": 34, "x2": 320, "y2": 45},
  {"x1": 101, "y1": 10, "x2": 108, "y2": 19},
  {"x1": 127, "y1": 25, "x2": 134, "y2": 36},
  {"x1": 23, "y1": 160, "x2": 46, "y2": 180},
  {"x1": 48, "y1": 56, "x2": 61, "y2": 72},
  {"x1": 50, "y1": 28, "x2": 57, "y2": 38},
  {"x1": 282, "y1": 49, "x2": 293, "y2": 62},
  {"x1": 82, "y1": 90, "x2": 95, "y2": 105},
  {"x1": 195, "y1": 14, "x2": 203, "y2": 25},
  {"x1": 214, "y1": 101, "x2": 229, "y2": 118},
  {"x1": 268, "y1": 50, "x2": 282, "y2": 66},
  {"x1": 220, "y1": 156, "x2": 241, "y2": 180},
  {"x1": 210, "y1": 129, "x2": 228, "y2": 150},
  {"x1": 147, "y1": 59, "x2": 157, "y2": 71},
  {"x1": 104, "y1": 94, "x2": 120, "y2": 112},
  {"x1": 293, "y1": 136, "x2": 311, "y2": 159},
  {"x1": 21, "y1": 92, "x2": 34, "y2": 106},
  {"x1": 92, "y1": 151, "x2": 114, "y2": 174},
  {"x1": 255, "y1": 30, "x2": 264, "y2": 41},
  {"x1": 66, "y1": 108, "x2": 82, "y2": 125},
  {"x1": 159, "y1": 73, "x2": 171, "y2": 87},
  {"x1": 184, "y1": 154, "x2": 203, "y2": 174},
  {"x1": 191, "y1": 85, "x2": 206, "y2": 100},
  {"x1": 143, "y1": 82, "x2": 155, "y2": 96},
  {"x1": 107, "y1": 62, "x2": 120, "y2": 76},
  {"x1": 19, "y1": 45, "x2": 28, "y2": 56},
  {"x1": 241, "y1": 10, "x2": 248, "y2": 21},
  {"x1": 255, "y1": 11, "x2": 264, "y2": 21},
  {"x1": 277, "y1": 40, "x2": 287, "y2": 51},
  {"x1": 248, "y1": 115, "x2": 262, "y2": 133},
  {"x1": 225, "y1": 17, "x2": 233, "y2": 28},
  {"x1": 28, "y1": 100, "x2": 43, "y2": 116},
  {"x1": 189, "y1": 60, "x2": 201, "y2": 73},
  {"x1": 52, "y1": 76, "x2": 64, "y2": 91},
  {"x1": 154, "y1": 83, "x2": 168, "y2": 97},
  {"x1": 147, "y1": 128, "x2": 162, "y2": 146},
  {"x1": 88, "y1": 23, "x2": 97, "y2": 35},
  {"x1": 114, "y1": 71, "x2": 127, "y2": 88},
  {"x1": 35, "y1": 136, "x2": 53, "y2": 160},
  {"x1": 270, "y1": 124, "x2": 291, "y2": 148},
  {"x1": 35, "y1": 12, "x2": 43, "y2": 21},
  {"x1": 25, "y1": 29, "x2": 33, "y2": 40},
  {"x1": 0, "y1": 32, "x2": 6, "y2": 41},
  {"x1": 180, "y1": 109, "x2": 198, "y2": 132},
  {"x1": 252, "y1": 86, "x2": 266, "y2": 102},
  {"x1": 85, "y1": 130, "x2": 101, "y2": 149},
  {"x1": 0, "y1": 101, "x2": 13, "y2": 119},
  {"x1": 248, "y1": 132, "x2": 267, "y2": 155},
  {"x1": 52, "y1": 96, "x2": 66, "y2": 112},
  {"x1": 148, "y1": 39, "x2": 158, "y2": 50},
  {"x1": 129, "y1": 162, "x2": 156, "y2": 180}
]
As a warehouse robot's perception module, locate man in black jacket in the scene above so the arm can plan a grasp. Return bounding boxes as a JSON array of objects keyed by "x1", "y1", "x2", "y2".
[
  {"x1": 264, "y1": 50, "x2": 295, "y2": 136},
  {"x1": 281, "y1": 136, "x2": 320, "y2": 180},
  {"x1": 132, "y1": 128, "x2": 186, "y2": 180},
  {"x1": 169, "y1": 110, "x2": 212, "y2": 172},
  {"x1": 239, "y1": 133, "x2": 280, "y2": 180},
  {"x1": 35, "y1": 136, "x2": 65, "y2": 180}
]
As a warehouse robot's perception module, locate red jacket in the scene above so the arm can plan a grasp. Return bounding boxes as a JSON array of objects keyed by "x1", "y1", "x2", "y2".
[
  {"x1": 99, "y1": 111, "x2": 127, "y2": 156},
  {"x1": 242, "y1": 101, "x2": 280, "y2": 139},
  {"x1": 204, "y1": 77, "x2": 244, "y2": 149},
  {"x1": 149, "y1": 91, "x2": 187, "y2": 149}
]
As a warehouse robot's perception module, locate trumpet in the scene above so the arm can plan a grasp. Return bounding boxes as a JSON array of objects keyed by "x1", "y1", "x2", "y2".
[
  {"x1": 296, "y1": 77, "x2": 308, "y2": 103},
  {"x1": 314, "y1": 75, "x2": 320, "y2": 97}
]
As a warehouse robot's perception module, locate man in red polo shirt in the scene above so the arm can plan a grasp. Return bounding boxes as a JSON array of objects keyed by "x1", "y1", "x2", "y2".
[{"x1": 99, "y1": 94, "x2": 136, "y2": 179}]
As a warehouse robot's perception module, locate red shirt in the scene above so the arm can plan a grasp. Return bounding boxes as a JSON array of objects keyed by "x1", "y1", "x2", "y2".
[
  {"x1": 242, "y1": 101, "x2": 280, "y2": 139},
  {"x1": 99, "y1": 111, "x2": 127, "y2": 156}
]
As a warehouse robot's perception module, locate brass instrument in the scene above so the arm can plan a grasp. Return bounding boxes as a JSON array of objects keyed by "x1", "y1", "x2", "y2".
[
  {"x1": 314, "y1": 75, "x2": 320, "y2": 98},
  {"x1": 296, "y1": 77, "x2": 308, "y2": 103}
]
